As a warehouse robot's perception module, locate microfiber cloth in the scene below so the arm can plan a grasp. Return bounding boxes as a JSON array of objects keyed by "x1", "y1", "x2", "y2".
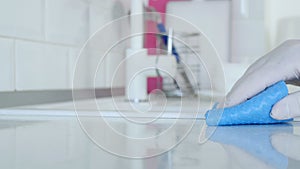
[
  {"x1": 207, "y1": 124, "x2": 292, "y2": 169},
  {"x1": 205, "y1": 81, "x2": 293, "y2": 126}
]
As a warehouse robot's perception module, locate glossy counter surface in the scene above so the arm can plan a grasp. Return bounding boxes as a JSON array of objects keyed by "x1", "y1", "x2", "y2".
[
  {"x1": 0, "y1": 97, "x2": 299, "y2": 169},
  {"x1": 0, "y1": 117, "x2": 299, "y2": 168}
]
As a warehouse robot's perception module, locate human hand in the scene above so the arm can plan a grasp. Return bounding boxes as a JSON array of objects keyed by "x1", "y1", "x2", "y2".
[{"x1": 226, "y1": 40, "x2": 300, "y2": 120}]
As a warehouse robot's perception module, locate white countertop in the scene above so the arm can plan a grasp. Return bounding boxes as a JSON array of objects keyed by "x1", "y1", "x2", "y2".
[
  {"x1": 0, "y1": 96, "x2": 212, "y2": 119},
  {"x1": 0, "y1": 96, "x2": 299, "y2": 169}
]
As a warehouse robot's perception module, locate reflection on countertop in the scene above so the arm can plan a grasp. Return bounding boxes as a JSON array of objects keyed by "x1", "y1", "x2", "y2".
[
  {"x1": 0, "y1": 96, "x2": 212, "y2": 119},
  {"x1": 206, "y1": 124, "x2": 294, "y2": 169},
  {"x1": 0, "y1": 115, "x2": 299, "y2": 169}
]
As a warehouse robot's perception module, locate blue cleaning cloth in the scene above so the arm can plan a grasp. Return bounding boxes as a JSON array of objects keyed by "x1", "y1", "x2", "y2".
[
  {"x1": 207, "y1": 124, "x2": 292, "y2": 169},
  {"x1": 205, "y1": 81, "x2": 293, "y2": 126}
]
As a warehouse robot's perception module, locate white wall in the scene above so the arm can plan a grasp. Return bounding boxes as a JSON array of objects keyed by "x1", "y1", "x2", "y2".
[
  {"x1": 2, "y1": 0, "x2": 299, "y2": 93},
  {"x1": 167, "y1": 0, "x2": 231, "y2": 62},
  {"x1": 0, "y1": 0, "x2": 130, "y2": 92},
  {"x1": 88, "y1": 0, "x2": 130, "y2": 89},
  {"x1": 166, "y1": 0, "x2": 300, "y2": 93},
  {"x1": 265, "y1": 0, "x2": 300, "y2": 50},
  {"x1": 0, "y1": 38, "x2": 14, "y2": 91}
]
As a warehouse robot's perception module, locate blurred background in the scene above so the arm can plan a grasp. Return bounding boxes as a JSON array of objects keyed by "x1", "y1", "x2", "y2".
[{"x1": 1, "y1": 0, "x2": 300, "y2": 107}]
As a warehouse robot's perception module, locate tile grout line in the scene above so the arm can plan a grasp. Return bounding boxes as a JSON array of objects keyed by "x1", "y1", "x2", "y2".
[
  {"x1": 0, "y1": 35, "x2": 79, "y2": 48},
  {"x1": 68, "y1": 48, "x2": 72, "y2": 89},
  {"x1": 12, "y1": 39, "x2": 16, "y2": 92},
  {"x1": 43, "y1": 0, "x2": 46, "y2": 41}
]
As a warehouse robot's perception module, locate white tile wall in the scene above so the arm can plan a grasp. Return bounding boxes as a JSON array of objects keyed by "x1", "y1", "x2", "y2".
[
  {"x1": 0, "y1": 38, "x2": 15, "y2": 91},
  {"x1": 105, "y1": 52, "x2": 126, "y2": 88},
  {"x1": 89, "y1": 0, "x2": 129, "y2": 88},
  {"x1": 167, "y1": 1, "x2": 231, "y2": 61},
  {"x1": 265, "y1": 0, "x2": 300, "y2": 49},
  {"x1": 15, "y1": 40, "x2": 70, "y2": 90},
  {"x1": 88, "y1": 2, "x2": 112, "y2": 88},
  {"x1": 89, "y1": 0, "x2": 113, "y2": 37},
  {"x1": 87, "y1": 46, "x2": 107, "y2": 88},
  {"x1": 45, "y1": 0, "x2": 89, "y2": 46},
  {"x1": 0, "y1": 0, "x2": 17, "y2": 37},
  {"x1": 15, "y1": 0, "x2": 45, "y2": 40},
  {"x1": 0, "y1": 0, "x2": 44, "y2": 40},
  {"x1": 0, "y1": 0, "x2": 129, "y2": 91},
  {"x1": 68, "y1": 47, "x2": 92, "y2": 89}
]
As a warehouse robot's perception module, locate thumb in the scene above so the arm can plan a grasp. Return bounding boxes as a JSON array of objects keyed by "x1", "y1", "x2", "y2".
[{"x1": 271, "y1": 92, "x2": 300, "y2": 120}]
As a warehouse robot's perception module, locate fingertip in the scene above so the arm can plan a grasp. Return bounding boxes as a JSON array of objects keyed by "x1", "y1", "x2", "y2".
[
  {"x1": 270, "y1": 112, "x2": 285, "y2": 120},
  {"x1": 225, "y1": 77, "x2": 263, "y2": 107},
  {"x1": 271, "y1": 102, "x2": 291, "y2": 120},
  {"x1": 225, "y1": 90, "x2": 251, "y2": 107},
  {"x1": 225, "y1": 88, "x2": 244, "y2": 107},
  {"x1": 223, "y1": 98, "x2": 237, "y2": 108}
]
